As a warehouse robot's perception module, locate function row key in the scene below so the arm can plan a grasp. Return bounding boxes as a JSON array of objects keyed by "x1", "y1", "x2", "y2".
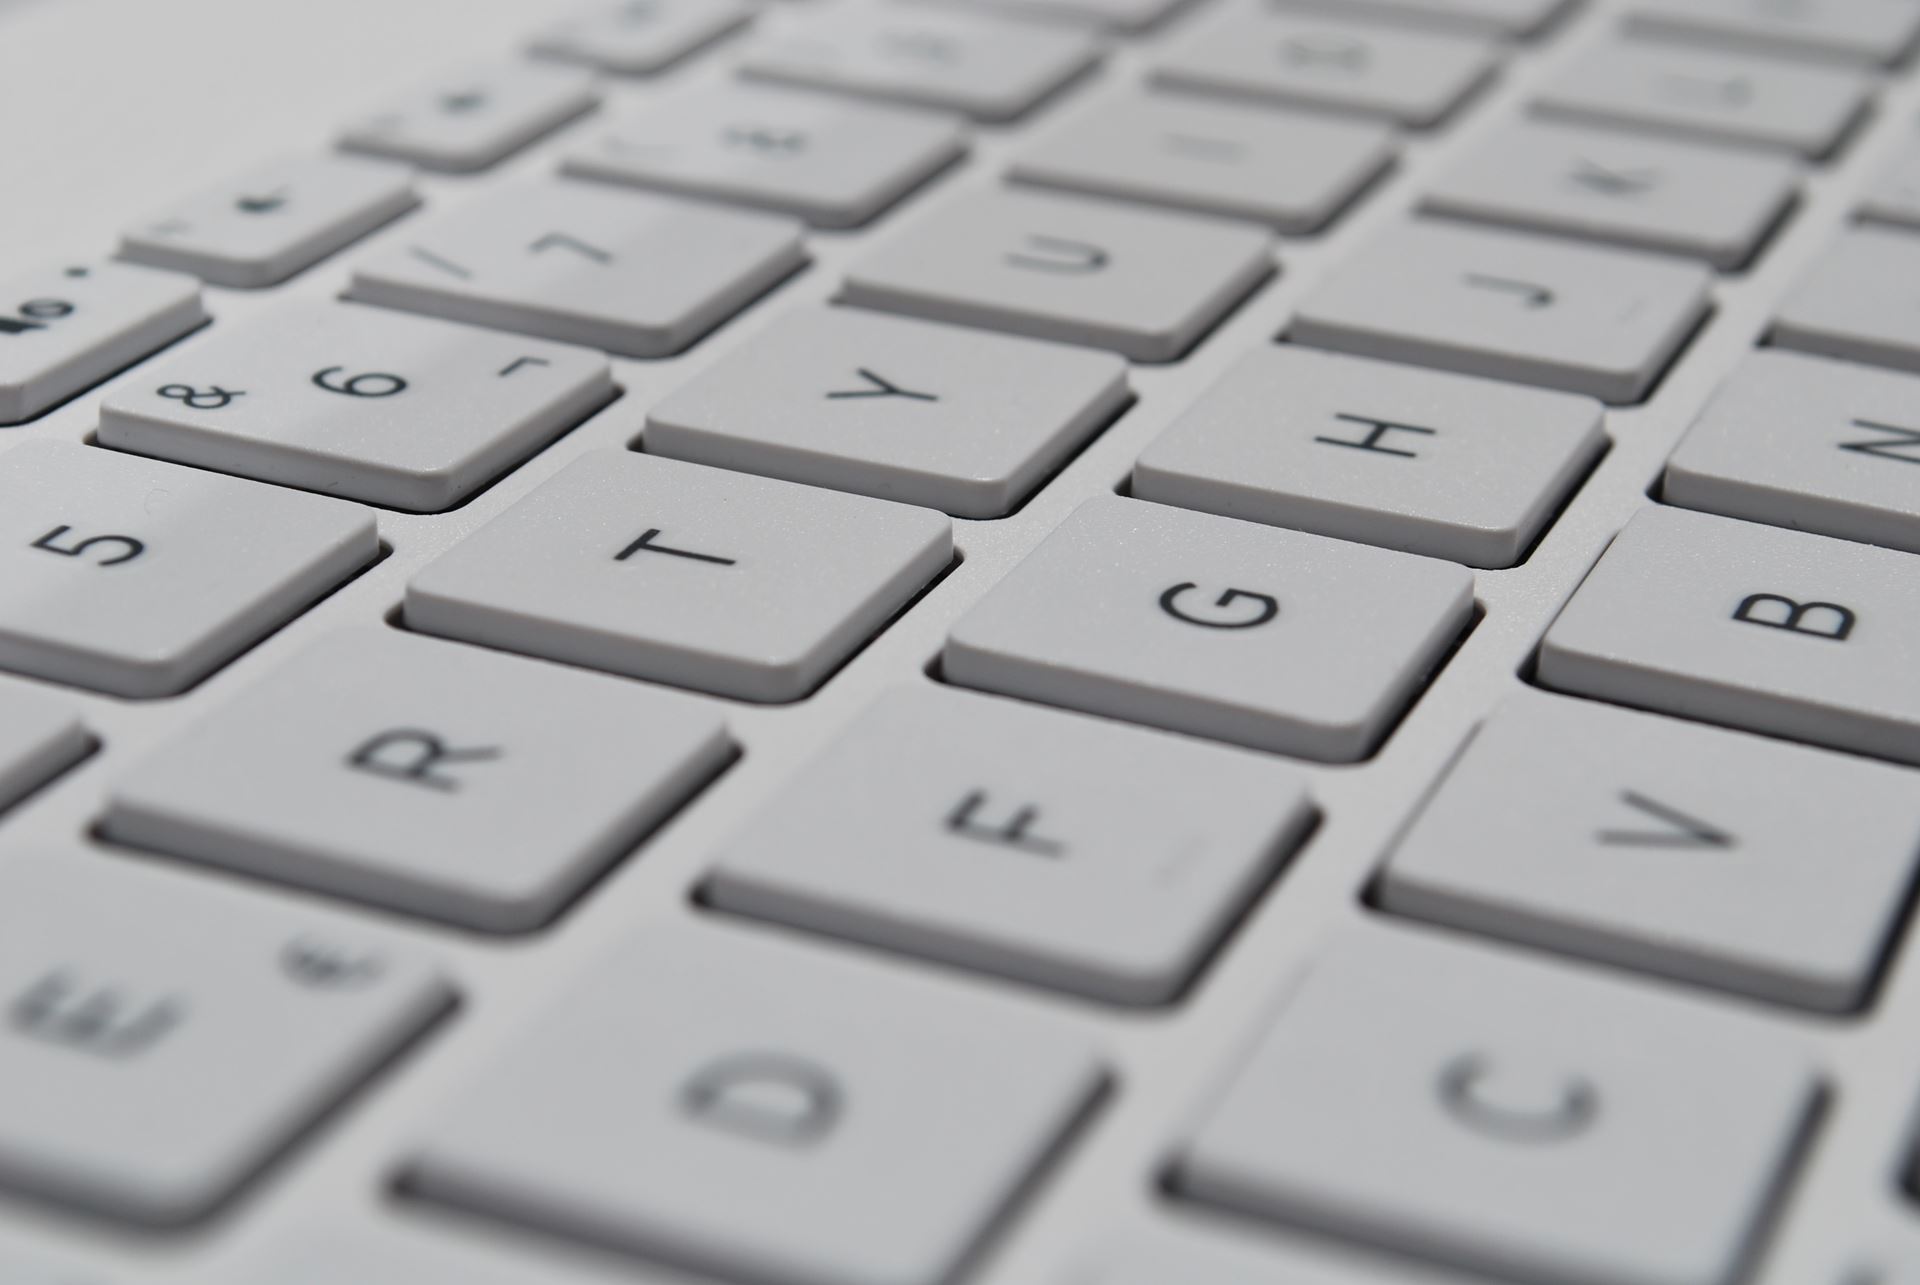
[
  {"x1": 0, "y1": 259, "x2": 204, "y2": 426},
  {"x1": 528, "y1": 0, "x2": 757, "y2": 76},
  {"x1": 338, "y1": 59, "x2": 599, "y2": 174},
  {"x1": 120, "y1": 152, "x2": 418, "y2": 290}
]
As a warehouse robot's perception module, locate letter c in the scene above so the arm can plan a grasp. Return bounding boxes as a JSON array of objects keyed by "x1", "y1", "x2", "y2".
[{"x1": 1158, "y1": 583, "x2": 1279, "y2": 630}]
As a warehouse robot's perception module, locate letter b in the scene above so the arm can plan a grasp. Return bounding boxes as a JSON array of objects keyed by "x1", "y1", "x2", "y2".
[{"x1": 1732, "y1": 592, "x2": 1856, "y2": 642}]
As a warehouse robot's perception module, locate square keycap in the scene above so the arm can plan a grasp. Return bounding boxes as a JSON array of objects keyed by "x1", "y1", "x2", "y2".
[
  {"x1": 945, "y1": 496, "x2": 1472, "y2": 760},
  {"x1": 646, "y1": 307, "x2": 1127, "y2": 517},
  {"x1": 407, "y1": 450, "x2": 952, "y2": 702},
  {"x1": 104, "y1": 629, "x2": 732, "y2": 932},
  {"x1": 1135, "y1": 346, "x2": 1604, "y2": 567},
  {"x1": 708, "y1": 685, "x2": 1313, "y2": 1003}
]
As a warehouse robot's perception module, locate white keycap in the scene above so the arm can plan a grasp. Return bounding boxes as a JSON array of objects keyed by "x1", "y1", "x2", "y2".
[
  {"x1": 646, "y1": 307, "x2": 1127, "y2": 517},
  {"x1": 104, "y1": 630, "x2": 731, "y2": 933},
  {"x1": 842, "y1": 189, "x2": 1274, "y2": 362},
  {"x1": 1623, "y1": 0, "x2": 1920, "y2": 69},
  {"x1": 0, "y1": 685, "x2": 88, "y2": 814},
  {"x1": 1010, "y1": 92, "x2": 1396, "y2": 235},
  {"x1": 739, "y1": 5, "x2": 1102, "y2": 123},
  {"x1": 0, "y1": 1250, "x2": 108, "y2": 1285},
  {"x1": 406, "y1": 923, "x2": 1103, "y2": 1285},
  {"x1": 1423, "y1": 118, "x2": 1799, "y2": 271},
  {"x1": 1270, "y1": 0, "x2": 1574, "y2": 38},
  {"x1": 97, "y1": 302, "x2": 612, "y2": 512},
  {"x1": 407, "y1": 450, "x2": 951, "y2": 702},
  {"x1": 339, "y1": 61, "x2": 600, "y2": 173},
  {"x1": 1539, "y1": 505, "x2": 1920, "y2": 765},
  {"x1": 0, "y1": 443, "x2": 376, "y2": 698},
  {"x1": 945, "y1": 495, "x2": 1473, "y2": 759},
  {"x1": 529, "y1": 0, "x2": 756, "y2": 75},
  {"x1": 1150, "y1": 10, "x2": 1500, "y2": 128},
  {"x1": 708, "y1": 685, "x2": 1313, "y2": 1004},
  {"x1": 1666, "y1": 350, "x2": 1920, "y2": 555},
  {"x1": 346, "y1": 182, "x2": 806, "y2": 358},
  {"x1": 0, "y1": 853, "x2": 449, "y2": 1225},
  {"x1": 1384, "y1": 692, "x2": 1920, "y2": 1011},
  {"x1": 1176, "y1": 930, "x2": 1818, "y2": 1285},
  {"x1": 1135, "y1": 347, "x2": 1605, "y2": 567},
  {"x1": 118, "y1": 154, "x2": 418, "y2": 289},
  {"x1": 907, "y1": 0, "x2": 1191, "y2": 33},
  {"x1": 1861, "y1": 135, "x2": 1920, "y2": 230},
  {"x1": 1773, "y1": 227, "x2": 1920, "y2": 375},
  {"x1": 563, "y1": 83, "x2": 966, "y2": 229},
  {"x1": 1083, "y1": 1231, "x2": 1462, "y2": 1285},
  {"x1": 1533, "y1": 42, "x2": 1872, "y2": 160},
  {"x1": 1291, "y1": 220, "x2": 1711, "y2": 403},
  {"x1": 0, "y1": 259, "x2": 203, "y2": 426}
]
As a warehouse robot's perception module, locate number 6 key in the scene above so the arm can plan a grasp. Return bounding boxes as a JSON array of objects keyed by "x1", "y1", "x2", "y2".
[{"x1": 98, "y1": 302, "x2": 613, "y2": 511}]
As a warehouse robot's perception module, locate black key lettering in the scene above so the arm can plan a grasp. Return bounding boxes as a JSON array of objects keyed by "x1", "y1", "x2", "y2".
[
  {"x1": 1463, "y1": 273, "x2": 1555, "y2": 309},
  {"x1": 9, "y1": 971, "x2": 183, "y2": 1061},
  {"x1": 945, "y1": 789, "x2": 1065, "y2": 857},
  {"x1": 32, "y1": 525, "x2": 145, "y2": 566},
  {"x1": 158, "y1": 383, "x2": 245, "y2": 410},
  {"x1": 1732, "y1": 592, "x2": 1855, "y2": 642},
  {"x1": 347, "y1": 729, "x2": 502, "y2": 792},
  {"x1": 1159, "y1": 583, "x2": 1279, "y2": 630},
  {"x1": 1839, "y1": 417, "x2": 1920, "y2": 465},
  {"x1": 1314, "y1": 413, "x2": 1437, "y2": 459},
  {"x1": 1596, "y1": 790, "x2": 1735, "y2": 849},
  {"x1": 313, "y1": 366, "x2": 408, "y2": 398},
  {"x1": 529, "y1": 231, "x2": 613, "y2": 264},
  {"x1": 825, "y1": 368, "x2": 938, "y2": 403},
  {"x1": 1436, "y1": 1052, "x2": 1600, "y2": 1145},
  {"x1": 615, "y1": 528, "x2": 738, "y2": 566}
]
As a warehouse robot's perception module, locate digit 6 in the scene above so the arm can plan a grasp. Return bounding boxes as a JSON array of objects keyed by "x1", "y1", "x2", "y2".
[{"x1": 312, "y1": 366, "x2": 408, "y2": 398}]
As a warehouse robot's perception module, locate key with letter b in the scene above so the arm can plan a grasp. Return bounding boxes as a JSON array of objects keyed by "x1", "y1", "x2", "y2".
[{"x1": 1540, "y1": 505, "x2": 1920, "y2": 765}]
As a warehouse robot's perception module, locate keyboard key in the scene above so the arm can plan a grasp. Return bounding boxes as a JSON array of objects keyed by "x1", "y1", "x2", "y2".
[
  {"x1": 1134, "y1": 347, "x2": 1604, "y2": 567},
  {"x1": 945, "y1": 495, "x2": 1472, "y2": 759},
  {"x1": 708, "y1": 685, "x2": 1313, "y2": 1004},
  {"x1": 528, "y1": 0, "x2": 756, "y2": 76},
  {"x1": 1382, "y1": 691, "x2": 1920, "y2": 1011},
  {"x1": 1290, "y1": 220, "x2": 1711, "y2": 403},
  {"x1": 1422, "y1": 118, "x2": 1799, "y2": 271},
  {"x1": 909, "y1": 0, "x2": 1192, "y2": 33},
  {"x1": 0, "y1": 853, "x2": 449, "y2": 1225},
  {"x1": 1270, "y1": 0, "x2": 1574, "y2": 38},
  {"x1": 842, "y1": 189, "x2": 1273, "y2": 362},
  {"x1": 339, "y1": 61, "x2": 600, "y2": 174},
  {"x1": 740, "y1": 5, "x2": 1101, "y2": 123},
  {"x1": 1622, "y1": 0, "x2": 1920, "y2": 69},
  {"x1": 404, "y1": 924, "x2": 1104, "y2": 1285},
  {"x1": 1860, "y1": 135, "x2": 1920, "y2": 230},
  {"x1": 1082, "y1": 1230, "x2": 1442, "y2": 1285},
  {"x1": 407, "y1": 450, "x2": 951, "y2": 702},
  {"x1": 0, "y1": 685, "x2": 88, "y2": 813},
  {"x1": 1150, "y1": 10, "x2": 1499, "y2": 128},
  {"x1": 104, "y1": 629, "x2": 731, "y2": 932},
  {"x1": 1666, "y1": 350, "x2": 1920, "y2": 554},
  {"x1": 0, "y1": 1250, "x2": 108, "y2": 1285},
  {"x1": 1010, "y1": 92, "x2": 1396, "y2": 235},
  {"x1": 118, "y1": 153, "x2": 418, "y2": 289},
  {"x1": 1773, "y1": 227, "x2": 1920, "y2": 375},
  {"x1": 346, "y1": 182, "x2": 805, "y2": 358},
  {"x1": 98, "y1": 302, "x2": 611, "y2": 512},
  {"x1": 646, "y1": 306, "x2": 1127, "y2": 517},
  {"x1": 0, "y1": 259, "x2": 203, "y2": 426},
  {"x1": 1533, "y1": 42, "x2": 1871, "y2": 160},
  {"x1": 563, "y1": 83, "x2": 966, "y2": 229},
  {"x1": 1175, "y1": 930, "x2": 1818, "y2": 1285},
  {"x1": 0, "y1": 443, "x2": 375, "y2": 698},
  {"x1": 1539, "y1": 505, "x2": 1920, "y2": 764}
]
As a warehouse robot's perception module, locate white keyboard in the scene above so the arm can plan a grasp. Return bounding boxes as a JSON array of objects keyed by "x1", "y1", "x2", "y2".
[{"x1": 4, "y1": 0, "x2": 1920, "y2": 1281}]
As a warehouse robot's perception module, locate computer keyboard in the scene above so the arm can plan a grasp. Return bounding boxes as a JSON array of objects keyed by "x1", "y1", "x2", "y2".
[{"x1": 5, "y1": 0, "x2": 1920, "y2": 1280}]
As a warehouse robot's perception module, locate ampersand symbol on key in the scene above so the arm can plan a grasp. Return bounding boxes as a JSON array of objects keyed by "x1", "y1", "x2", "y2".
[{"x1": 158, "y1": 383, "x2": 246, "y2": 410}]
